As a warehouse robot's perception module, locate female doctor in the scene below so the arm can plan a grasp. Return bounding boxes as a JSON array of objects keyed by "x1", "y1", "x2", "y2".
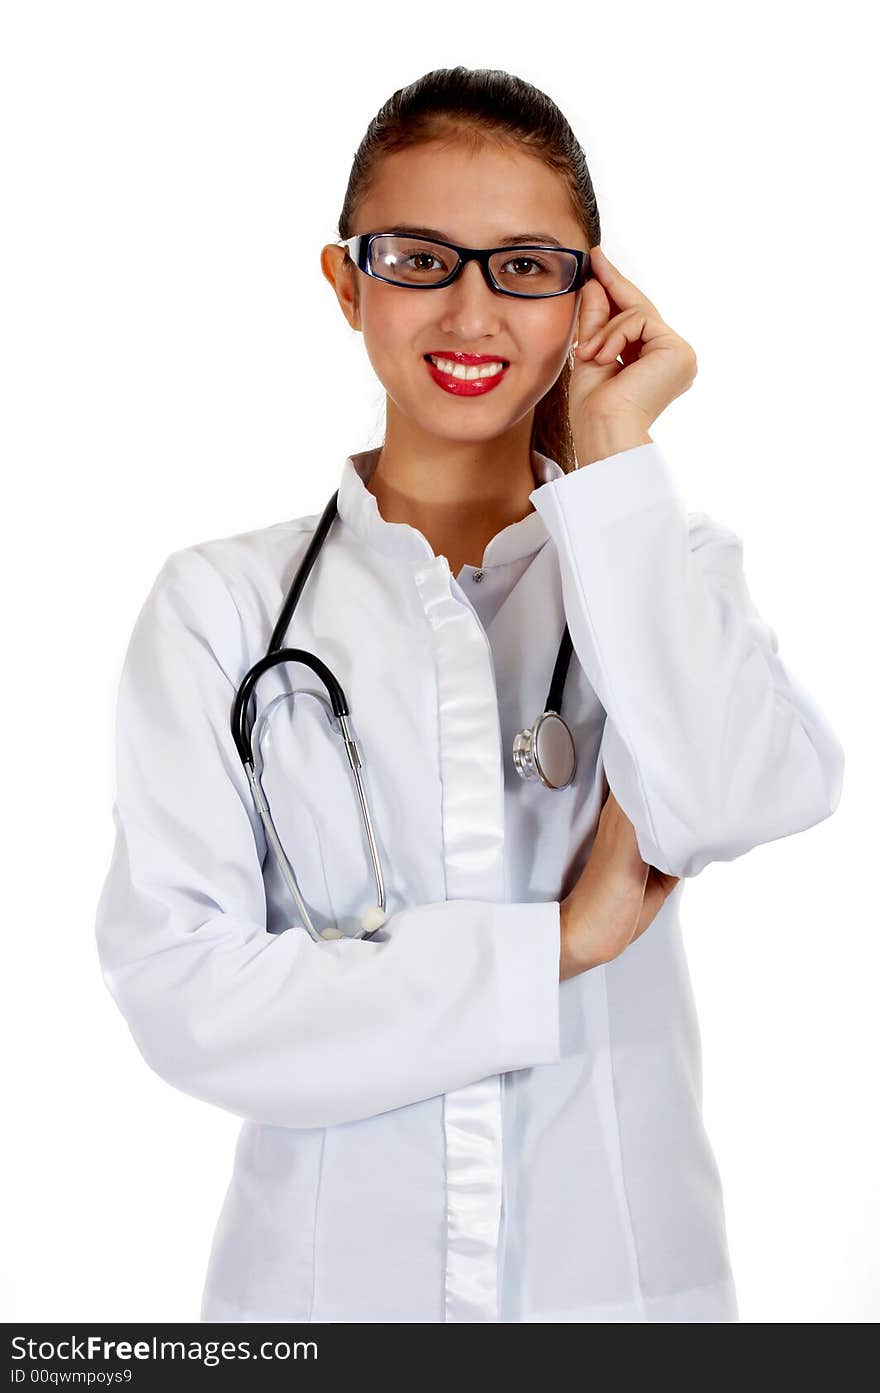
[{"x1": 94, "y1": 67, "x2": 845, "y2": 1324}]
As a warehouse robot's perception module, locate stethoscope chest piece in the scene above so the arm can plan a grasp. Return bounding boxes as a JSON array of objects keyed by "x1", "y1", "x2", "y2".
[{"x1": 512, "y1": 710, "x2": 577, "y2": 790}]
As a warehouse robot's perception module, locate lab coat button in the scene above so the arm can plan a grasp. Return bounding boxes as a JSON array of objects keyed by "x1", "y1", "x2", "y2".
[{"x1": 473, "y1": 570, "x2": 483, "y2": 582}]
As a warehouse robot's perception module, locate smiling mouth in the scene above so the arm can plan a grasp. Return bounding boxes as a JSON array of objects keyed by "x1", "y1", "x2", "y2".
[
  {"x1": 423, "y1": 354, "x2": 510, "y2": 381},
  {"x1": 423, "y1": 354, "x2": 511, "y2": 398}
]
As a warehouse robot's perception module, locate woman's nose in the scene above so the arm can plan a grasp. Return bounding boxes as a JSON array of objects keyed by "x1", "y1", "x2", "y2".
[{"x1": 438, "y1": 260, "x2": 505, "y2": 334}]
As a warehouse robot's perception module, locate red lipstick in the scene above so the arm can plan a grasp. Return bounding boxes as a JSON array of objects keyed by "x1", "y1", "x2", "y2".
[{"x1": 423, "y1": 351, "x2": 510, "y2": 397}]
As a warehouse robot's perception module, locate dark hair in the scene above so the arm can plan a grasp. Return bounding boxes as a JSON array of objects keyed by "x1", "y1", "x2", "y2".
[{"x1": 337, "y1": 66, "x2": 601, "y2": 474}]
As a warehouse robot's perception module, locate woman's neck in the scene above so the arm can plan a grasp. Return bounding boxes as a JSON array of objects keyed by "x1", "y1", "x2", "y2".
[{"x1": 367, "y1": 418, "x2": 540, "y2": 573}]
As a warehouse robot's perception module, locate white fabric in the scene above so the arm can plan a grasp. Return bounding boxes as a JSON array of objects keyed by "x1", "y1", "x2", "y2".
[{"x1": 94, "y1": 441, "x2": 844, "y2": 1323}]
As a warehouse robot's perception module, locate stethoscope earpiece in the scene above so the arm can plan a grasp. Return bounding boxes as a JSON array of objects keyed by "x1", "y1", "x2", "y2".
[
  {"x1": 319, "y1": 905, "x2": 385, "y2": 942},
  {"x1": 359, "y1": 905, "x2": 389, "y2": 936}
]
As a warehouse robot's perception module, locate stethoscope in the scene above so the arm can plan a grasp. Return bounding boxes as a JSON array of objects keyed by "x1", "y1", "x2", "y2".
[{"x1": 231, "y1": 490, "x2": 577, "y2": 944}]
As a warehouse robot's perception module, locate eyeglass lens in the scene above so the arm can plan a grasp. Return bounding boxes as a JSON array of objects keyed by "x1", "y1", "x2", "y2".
[{"x1": 368, "y1": 235, "x2": 578, "y2": 296}]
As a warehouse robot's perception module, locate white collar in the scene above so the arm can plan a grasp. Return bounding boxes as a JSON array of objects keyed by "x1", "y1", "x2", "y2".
[{"x1": 335, "y1": 445, "x2": 566, "y2": 568}]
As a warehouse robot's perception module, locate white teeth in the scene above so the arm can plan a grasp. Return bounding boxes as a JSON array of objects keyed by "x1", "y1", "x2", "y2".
[{"x1": 428, "y1": 356, "x2": 506, "y2": 381}]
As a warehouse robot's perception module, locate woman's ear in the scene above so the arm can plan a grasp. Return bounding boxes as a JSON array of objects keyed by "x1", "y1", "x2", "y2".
[{"x1": 320, "y1": 244, "x2": 361, "y2": 333}]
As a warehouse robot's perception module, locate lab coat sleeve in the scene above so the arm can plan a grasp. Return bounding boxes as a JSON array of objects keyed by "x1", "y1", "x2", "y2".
[
  {"x1": 95, "y1": 547, "x2": 562, "y2": 1131},
  {"x1": 530, "y1": 442, "x2": 845, "y2": 879}
]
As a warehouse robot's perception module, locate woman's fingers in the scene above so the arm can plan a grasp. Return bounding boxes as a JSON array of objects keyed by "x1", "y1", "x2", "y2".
[
  {"x1": 588, "y1": 245, "x2": 661, "y2": 318},
  {"x1": 574, "y1": 276, "x2": 611, "y2": 351},
  {"x1": 577, "y1": 308, "x2": 650, "y2": 362}
]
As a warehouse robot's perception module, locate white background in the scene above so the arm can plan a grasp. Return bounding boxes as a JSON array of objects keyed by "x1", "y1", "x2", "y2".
[{"x1": 2, "y1": 0, "x2": 876, "y2": 1323}]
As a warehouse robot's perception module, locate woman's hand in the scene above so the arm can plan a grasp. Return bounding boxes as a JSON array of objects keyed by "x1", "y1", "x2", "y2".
[
  {"x1": 559, "y1": 785, "x2": 680, "y2": 981},
  {"x1": 567, "y1": 245, "x2": 698, "y2": 452}
]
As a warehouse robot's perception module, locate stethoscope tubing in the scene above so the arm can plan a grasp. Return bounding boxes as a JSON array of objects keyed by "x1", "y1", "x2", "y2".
[{"x1": 231, "y1": 488, "x2": 577, "y2": 942}]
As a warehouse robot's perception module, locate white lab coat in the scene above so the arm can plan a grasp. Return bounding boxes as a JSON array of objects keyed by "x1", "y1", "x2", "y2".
[{"x1": 94, "y1": 441, "x2": 844, "y2": 1323}]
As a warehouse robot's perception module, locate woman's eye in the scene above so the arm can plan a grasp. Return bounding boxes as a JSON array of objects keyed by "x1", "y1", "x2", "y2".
[
  {"x1": 503, "y1": 256, "x2": 548, "y2": 276},
  {"x1": 407, "y1": 252, "x2": 443, "y2": 271}
]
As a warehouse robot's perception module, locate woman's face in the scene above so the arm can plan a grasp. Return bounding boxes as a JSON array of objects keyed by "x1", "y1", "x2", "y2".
[{"x1": 323, "y1": 139, "x2": 591, "y2": 446}]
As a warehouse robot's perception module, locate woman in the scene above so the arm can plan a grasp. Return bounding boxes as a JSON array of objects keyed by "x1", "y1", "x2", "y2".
[{"x1": 95, "y1": 66, "x2": 845, "y2": 1323}]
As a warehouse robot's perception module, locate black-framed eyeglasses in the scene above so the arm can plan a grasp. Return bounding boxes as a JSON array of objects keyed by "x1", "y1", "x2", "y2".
[{"x1": 339, "y1": 232, "x2": 592, "y2": 299}]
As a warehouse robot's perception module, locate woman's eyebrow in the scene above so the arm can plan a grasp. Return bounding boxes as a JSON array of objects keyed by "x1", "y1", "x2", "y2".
[{"x1": 388, "y1": 223, "x2": 564, "y2": 247}]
